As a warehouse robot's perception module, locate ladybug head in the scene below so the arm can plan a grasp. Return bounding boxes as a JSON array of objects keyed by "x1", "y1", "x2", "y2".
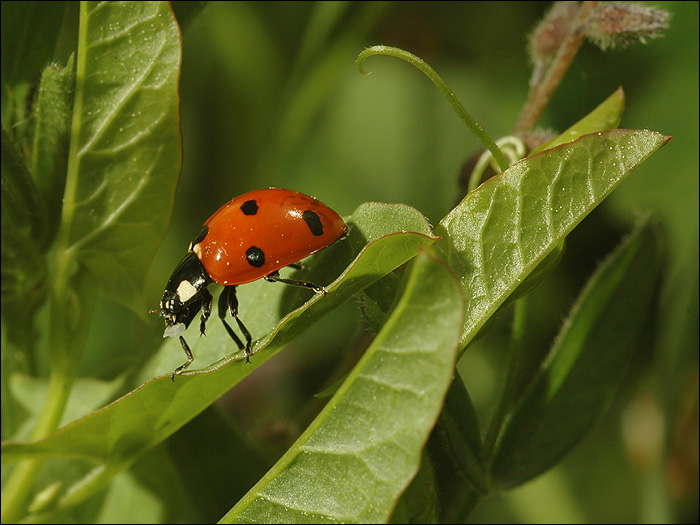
[{"x1": 156, "y1": 252, "x2": 212, "y2": 336}]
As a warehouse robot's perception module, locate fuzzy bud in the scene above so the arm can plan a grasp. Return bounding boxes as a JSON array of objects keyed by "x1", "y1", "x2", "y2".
[{"x1": 586, "y1": 2, "x2": 670, "y2": 51}]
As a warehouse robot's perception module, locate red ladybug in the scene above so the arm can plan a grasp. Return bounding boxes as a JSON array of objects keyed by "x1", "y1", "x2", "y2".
[{"x1": 157, "y1": 188, "x2": 347, "y2": 380}]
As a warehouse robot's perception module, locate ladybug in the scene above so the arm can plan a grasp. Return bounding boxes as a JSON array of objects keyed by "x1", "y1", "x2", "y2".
[{"x1": 156, "y1": 188, "x2": 347, "y2": 381}]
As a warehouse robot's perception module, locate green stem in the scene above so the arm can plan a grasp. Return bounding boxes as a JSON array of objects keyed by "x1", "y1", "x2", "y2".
[
  {"x1": 513, "y1": 1, "x2": 599, "y2": 134},
  {"x1": 1, "y1": 5, "x2": 92, "y2": 521},
  {"x1": 0, "y1": 244, "x2": 84, "y2": 523},
  {"x1": 357, "y1": 45, "x2": 509, "y2": 172},
  {"x1": 0, "y1": 374, "x2": 73, "y2": 523}
]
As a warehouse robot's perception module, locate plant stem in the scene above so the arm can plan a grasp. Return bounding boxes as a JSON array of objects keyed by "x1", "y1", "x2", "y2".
[
  {"x1": 0, "y1": 253, "x2": 85, "y2": 522},
  {"x1": 513, "y1": 1, "x2": 600, "y2": 135},
  {"x1": 0, "y1": 373, "x2": 73, "y2": 523},
  {"x1": 1, "y1": 5, "x2": 92, "y2": 521},
  {"x1": 357, "y1": 45, "x2": 509, "y2": 173}
]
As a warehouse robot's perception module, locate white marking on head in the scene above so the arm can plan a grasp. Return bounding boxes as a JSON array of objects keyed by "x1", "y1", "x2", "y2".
[
  {"x1": 177, "y1": 280, "x2": 198, "y2": 303},
  {"x1": 192, "y1": 243, "x2": 203, "y2": 259}
]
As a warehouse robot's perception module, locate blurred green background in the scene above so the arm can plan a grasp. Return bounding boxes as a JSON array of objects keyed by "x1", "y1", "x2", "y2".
[{"x1": 79, "y1": 2, "x2": 697, "y2": 522}]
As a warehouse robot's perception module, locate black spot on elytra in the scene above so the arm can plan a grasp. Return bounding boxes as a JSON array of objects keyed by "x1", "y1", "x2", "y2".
[
  {"x1": 241, "y1": 200, "x2": 258, "y2": 215},
  {"x1": 246, "y1": 246, "x2": 265, "y2": 267},
  {"x1": 303, "y1": 210, "x2": 324, "y2": 236}
]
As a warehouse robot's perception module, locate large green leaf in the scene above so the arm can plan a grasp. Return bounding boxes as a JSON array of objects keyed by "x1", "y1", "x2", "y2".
[
  {"x1": 1, "y1": 203, "x2": 437, "y2": 469},
  {"x1": 437, "y1": 129, "x2": 670, "y2": 347},
  {"x1": 490, "y1": 217, "x2": 662, "y2": 489},
  {"x1": 470, "y1": 88, "x2": 627, "y2": 314},
  {"x1": 220, "y1": 250, "x2": 463, "y2": 524},
  {"x1": 62, "y1": 1, "x2": 181, "y2": 312}
]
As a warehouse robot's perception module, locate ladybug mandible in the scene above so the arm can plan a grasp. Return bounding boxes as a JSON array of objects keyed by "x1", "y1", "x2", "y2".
[{"x1": 156, "y1": 188, "x2": 347, "y2": 380}]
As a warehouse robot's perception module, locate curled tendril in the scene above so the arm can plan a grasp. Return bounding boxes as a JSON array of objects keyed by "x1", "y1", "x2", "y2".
[
  {"x1": 469, "y1": 136, "x2": 527, "y2": 193},
  {"x1": 356, "y1": 45, "x2": 509, "y2": 173}
]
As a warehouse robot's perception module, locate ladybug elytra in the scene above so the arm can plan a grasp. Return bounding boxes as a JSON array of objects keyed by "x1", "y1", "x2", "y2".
[{"x1": 156, "y1": 188, "x2": 347, "y2": 380}]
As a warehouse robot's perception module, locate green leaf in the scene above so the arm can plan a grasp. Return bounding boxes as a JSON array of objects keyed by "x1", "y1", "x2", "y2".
[
  {"x1": 437, "y1": 129, "x2": 670, "y2": 348},
  {"x1": 221, "y1": 250, "x2": 464, "y2": 524},
  {"x1": 530, "y1": 87, "x2": 626, "y2": 155},
  {"x1": 490, "y1": 217, "x2": 662, "y2": 489},
  {"x1": 492, "y1": 238, "x2": 566, "y2": 322},
  {"x1": 350, "y1": 202, "x2": 445, "y2": 332},
  {"x1": 1, "y1": 203, "x2": 438, "y2": 468},
  {"x1": 498, "y1": 87, "x2": 625, "y2": 304},
  {"x1": 61, "y1": 1, "x2": 182, "y2": 313}
]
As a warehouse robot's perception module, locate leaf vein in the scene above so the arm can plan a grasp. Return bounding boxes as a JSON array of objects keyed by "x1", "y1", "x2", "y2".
[{"x1": 78, "y1": 34, "x2": 167, "y2": 156}]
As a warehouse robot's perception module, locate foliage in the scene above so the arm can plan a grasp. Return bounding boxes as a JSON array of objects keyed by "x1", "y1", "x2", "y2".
[{"x1": 2, "y1": 2, "x2": 696, "y2": 524}]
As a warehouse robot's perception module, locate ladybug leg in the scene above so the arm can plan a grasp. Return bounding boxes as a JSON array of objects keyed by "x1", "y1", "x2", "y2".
[
  {"x1": 217, "y1": 286, "x2": 245, "y2": 350},
  {"x1": 264, "y1": 270, "x2": 327, "y2": 295},
  {"x1": 218, "y1": 286, "x2": 253, "y2": 362},
  {"x1": 199, "y1": 288, "x2": 213, "y2": 336},
  {"x1": 170, "y1": 295, "x2": 207, "y2": 381},
  {"x1": 171, "y1": 337, "x2": 194, "y2": 381},
  {"x1": 286, "y1": 262, "x2": 304, "y2": 270}
]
